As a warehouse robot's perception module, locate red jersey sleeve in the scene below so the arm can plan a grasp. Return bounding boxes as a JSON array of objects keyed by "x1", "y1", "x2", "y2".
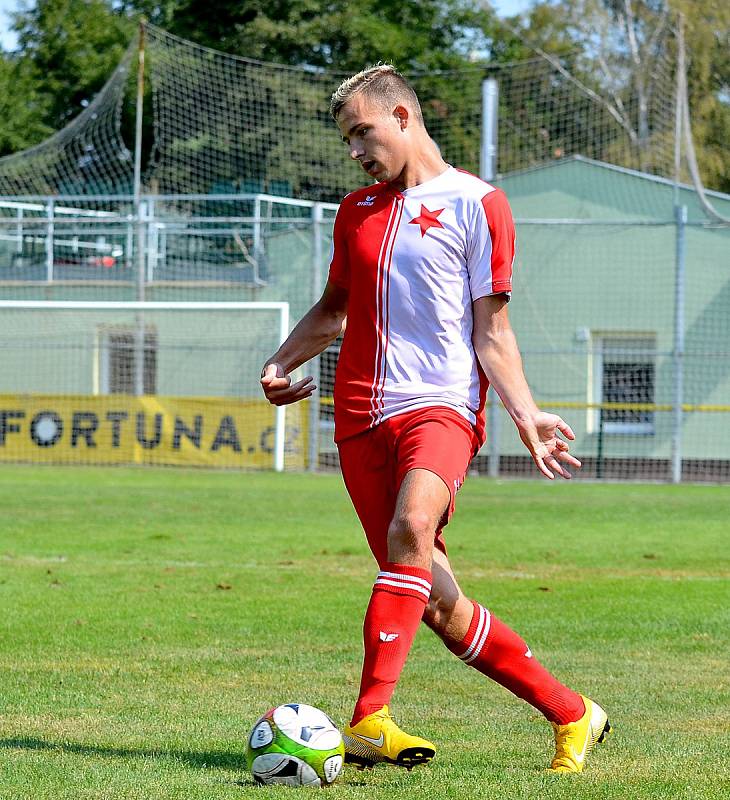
[
  {"x1": 327, "y1": 205, "x2": 349, "y2": 289},
  {"x1": 467, "y1": 188, "x2": 515, "y2": 300}
]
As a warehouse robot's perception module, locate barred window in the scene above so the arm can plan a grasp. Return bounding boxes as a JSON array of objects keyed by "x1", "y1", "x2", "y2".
[
  {"x1": 98, "y1": 325, "x2": 157, "y2": 395},
  {"x1": 590, "y1": 335, "x2": 656, "y2": 435}
]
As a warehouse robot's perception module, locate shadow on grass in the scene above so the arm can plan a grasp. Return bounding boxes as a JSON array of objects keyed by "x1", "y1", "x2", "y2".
[
  {"x1": 0, "y1": 736, "x2": 249, "y2": 775},
  {"x1": 0, "y1": 737, "x2": 374, "y2": 787}
]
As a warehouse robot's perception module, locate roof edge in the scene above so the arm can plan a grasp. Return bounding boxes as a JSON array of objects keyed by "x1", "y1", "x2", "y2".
[{"x1": 497, "y1": 155, "x2": 730, "y2": 203}]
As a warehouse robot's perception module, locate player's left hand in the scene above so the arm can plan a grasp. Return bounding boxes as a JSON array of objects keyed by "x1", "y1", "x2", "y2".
[{"x1": 517, "y1": 412, "x2": 582, "y2": 480}]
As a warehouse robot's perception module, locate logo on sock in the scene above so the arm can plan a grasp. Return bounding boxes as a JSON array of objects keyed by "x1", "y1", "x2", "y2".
[
  {"x1": 379, "y1": 631, "x2": 399, "y2": 642},
  {"x1": 525, "y1": 647, "x2": 532, "y2": 658}
]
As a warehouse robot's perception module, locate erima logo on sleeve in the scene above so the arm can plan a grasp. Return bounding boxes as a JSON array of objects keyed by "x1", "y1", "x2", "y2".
[
  {"x1": 379, "y1": 631, "x2": 399, "y2": 642},
  {"x1": 357, "y1": 195, "x2": 377, "y2": 206}
]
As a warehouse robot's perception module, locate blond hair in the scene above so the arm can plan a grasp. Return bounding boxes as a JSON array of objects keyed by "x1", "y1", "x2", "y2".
[{"x1": 329, "y1": 64, "x2": 423, "y2": 123}]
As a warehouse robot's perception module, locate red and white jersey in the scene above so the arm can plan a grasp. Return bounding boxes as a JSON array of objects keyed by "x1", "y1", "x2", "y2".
[{"x1": 328, "y1": 165, "x2": 515, "y2": 444}]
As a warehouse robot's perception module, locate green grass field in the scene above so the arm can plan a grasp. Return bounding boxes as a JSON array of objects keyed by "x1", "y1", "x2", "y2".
[{"x1": 1, "y1": 466, "x2": 728, "y2": 799}]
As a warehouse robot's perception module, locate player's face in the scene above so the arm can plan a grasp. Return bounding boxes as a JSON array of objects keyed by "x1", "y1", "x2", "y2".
[{"x1": 336, "y1": 94, "x2": 409, "y2": 183}]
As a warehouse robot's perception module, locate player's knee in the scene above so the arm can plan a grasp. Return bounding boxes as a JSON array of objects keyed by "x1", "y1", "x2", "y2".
[{"x1": 387, "y1": 510, "x2": 435, "y2": 560}]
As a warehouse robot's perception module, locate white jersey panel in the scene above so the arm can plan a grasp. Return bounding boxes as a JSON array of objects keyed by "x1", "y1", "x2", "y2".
[{"x1": 376, "y1": 168, "x2": 506, "y2": 426}]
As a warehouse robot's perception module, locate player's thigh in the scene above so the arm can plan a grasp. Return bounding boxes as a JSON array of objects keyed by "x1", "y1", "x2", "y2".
[
  {"x1": 391, "y1": 407, "x2": 479, "y2": 545},
  {"x1": 337, "y1": 428, "x2": 395, "y2": 568},
  {"x1": 391, "y1": 467, "x2": 451, "y2": 539}
]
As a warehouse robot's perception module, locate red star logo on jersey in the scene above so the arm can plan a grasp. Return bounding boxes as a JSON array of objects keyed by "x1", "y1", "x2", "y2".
[{"x1": 409, "y1": 204, "x2": 445, "y2": 237}]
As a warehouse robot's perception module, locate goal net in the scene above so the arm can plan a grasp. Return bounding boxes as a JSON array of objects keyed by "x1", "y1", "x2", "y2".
[
  {"x1": 0, "y1": 22, "x2": 680, "y2": 204},
  {"x1": 0, "y1": 301, "x2": 301, "y2": 470},
  {"x1": 141, "y1": 24, "x2": 677, "y2": 204},
  {"x1": 0, "y1": 42, "x2": 135, "y2": 199},
  {"x1": 0, "y1": 17, "x2": 726, "y2": 482}
]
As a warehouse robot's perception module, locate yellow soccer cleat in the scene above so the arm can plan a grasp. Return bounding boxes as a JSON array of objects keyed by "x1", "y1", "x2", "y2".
[
  {"x1": 549, "y1": 694, "x2": 611, "y2": 773},
  {"x1": 343, "y1": 705, "x2": 436, "y2": 769}
]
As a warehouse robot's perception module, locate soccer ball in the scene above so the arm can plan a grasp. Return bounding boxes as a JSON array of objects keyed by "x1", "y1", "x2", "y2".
[{"x1": 246, "y1": 703, "x2": 345, "y2": 787}]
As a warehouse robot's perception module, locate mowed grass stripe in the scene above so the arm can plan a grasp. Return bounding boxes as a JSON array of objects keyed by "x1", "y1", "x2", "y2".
[{"x1": 1, "y1": 466, "x2": 728, "y2": 799}]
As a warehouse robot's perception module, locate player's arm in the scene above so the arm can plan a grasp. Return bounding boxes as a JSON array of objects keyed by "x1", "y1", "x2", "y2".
[
  {"x1": 472, "y1": 294, "x2": 581, "y2": 480},
  {"x1": 260, "y1": 280, "x2": 348, "y2": 406}
]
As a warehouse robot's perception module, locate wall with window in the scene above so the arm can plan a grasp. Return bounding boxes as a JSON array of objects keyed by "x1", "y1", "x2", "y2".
[{"x1": 489, "y1": 220, "x2": 729, "y2": 463}]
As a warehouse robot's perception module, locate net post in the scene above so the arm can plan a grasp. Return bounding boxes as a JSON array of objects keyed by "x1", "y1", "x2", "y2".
[
  {"x1": 480, "y1": 78, "x2": 498, "y2": 181},
  {"x1": 146, "y1": 196, "x2": 158, "y2": 281},
  {"x1": 673, "y1": 13, "x2": 684, "y2": 210},
  {"x1": 133, "y1": 20, "x2": 145, "y2": 213},
  {"x1": 253, "y1": 195, "x2": 262, "y2": 258},
  {"x1": 16, "y1": 207, "x2": 23, "y2": 255},
  {"x1": 133, "y1": 21, "x2": 147, "y2": 397},
  {"x1": 308, "y1": 202, "x2": 324, "y2": 473},
  {"x1": 134, "y1": 20, "x2": 146, "y2": 302},
  {"x1": 133, "y1": 311, "x2": 145, "y2": 396},
  {"x1": 274, "y1": 302, "x2": 290, "y2": 472},
  {"x1": 481, "y1": 77, "x2": 501, "y2": 478},
  {"x1": 126, "y1": 218, "x2": 134, "y2": 271},
  {"x1": 671, "y1": 204, "x2": 687, "y2": 484},
  {"x1": 596, "y1": 407, "x2": 605, "y2": 480},
  {"x1": 45, "y1": 198, "x2": 54, "y2": 283}
]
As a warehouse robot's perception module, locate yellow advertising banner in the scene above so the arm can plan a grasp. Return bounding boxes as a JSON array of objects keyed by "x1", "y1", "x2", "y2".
[{"x1": 0, "y1": 395, "x2": 308, "y2": 469}]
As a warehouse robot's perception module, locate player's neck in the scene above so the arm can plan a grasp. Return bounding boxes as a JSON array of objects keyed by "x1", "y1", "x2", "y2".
[{"x1": 389, "y1": 138, "x2": 448, "y2": 192}]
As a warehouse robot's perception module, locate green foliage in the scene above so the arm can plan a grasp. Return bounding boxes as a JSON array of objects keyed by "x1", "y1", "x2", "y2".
[
  {"x1": 0, "y1": 0, "x2": 133, "y2": 158},
  {"x1": 0, "y1": 0, "x2": 727, "y2": 195},
  {"x1": 0, "y1": 55, "x2": 54, "y2": 155},
  {"x1": 147, "y1": 0, "x2": 499, "y2": 198},
  {"x1": 14, "y1": 0, "x2": 133, "y2": 125},
  {"x1": 160, "y1": 0, "x2": 492, "y2": 72},
  {"x1": 513, "y1": 1, "x2": 730, "y2": 189}
]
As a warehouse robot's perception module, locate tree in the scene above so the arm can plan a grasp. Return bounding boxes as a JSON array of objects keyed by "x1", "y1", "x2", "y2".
[
  {"x1": 0, "y1": 55, "x2": 53, "y2": 156},
  {"x1": 671, "y1": 0, "x2": 730, "y2": 192},
  {"x1": 11, "y1": 0, "x2": 133, "y2": 129},
  {"x1": 124, "y1": 0, "x2": 505, "y2": 199},
  {"x1": 510, "y1": 0, "x2": 730, "y2": 189},
  {"x1": 2, "y1": 0, "x2": 726, "y2": 194},
  {"x1": 158, "y1": 0, "x2": 494, "y2": 72}
]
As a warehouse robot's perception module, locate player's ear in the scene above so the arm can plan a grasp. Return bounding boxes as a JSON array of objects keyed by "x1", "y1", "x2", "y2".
[{"x1": 393, "y1": 104, "x2": 409, "y2": 130}]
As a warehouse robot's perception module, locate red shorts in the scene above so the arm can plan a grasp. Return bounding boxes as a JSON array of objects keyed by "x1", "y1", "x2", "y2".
[{"x1": 337, "y1": 406, "x2": 480, "y2": 568}]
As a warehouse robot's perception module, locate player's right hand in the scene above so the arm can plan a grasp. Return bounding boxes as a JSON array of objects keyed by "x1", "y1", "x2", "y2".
[{"x1": 260, "y1": 362, "x2": 316, "y2": 406}]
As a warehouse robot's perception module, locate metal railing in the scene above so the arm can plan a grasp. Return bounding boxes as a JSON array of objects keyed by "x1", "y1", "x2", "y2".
[{"x1": 0, "y1": 193, "x2": 337, "y2": 287}]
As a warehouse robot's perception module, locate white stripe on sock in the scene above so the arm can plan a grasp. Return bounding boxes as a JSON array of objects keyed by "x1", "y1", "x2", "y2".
[
  {"x1": 460, "y1": 605, "x2": 491, "y2": 664},
  {"x1": 377, "y1": 570, "x2": 432, "y2": 591},
  {"x1": 374, "y1": 577, "x2": 431, "y2": 600},
  {"x1": 459, "y1": 605, "x2": 486, "y2": 661}
]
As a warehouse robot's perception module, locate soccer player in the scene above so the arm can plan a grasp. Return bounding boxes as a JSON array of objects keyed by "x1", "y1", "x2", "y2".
[{"x1": 260, "y1": 65, "x2": 610, "y2": 774}]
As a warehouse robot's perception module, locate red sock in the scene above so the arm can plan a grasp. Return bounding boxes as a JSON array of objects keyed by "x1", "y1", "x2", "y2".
[
  {"x1": 351, "y1": 563, "x2": 432, "y2": 726},
  {"x1": 447, "y1": 601, "x2": 585, "y2": 724}
]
